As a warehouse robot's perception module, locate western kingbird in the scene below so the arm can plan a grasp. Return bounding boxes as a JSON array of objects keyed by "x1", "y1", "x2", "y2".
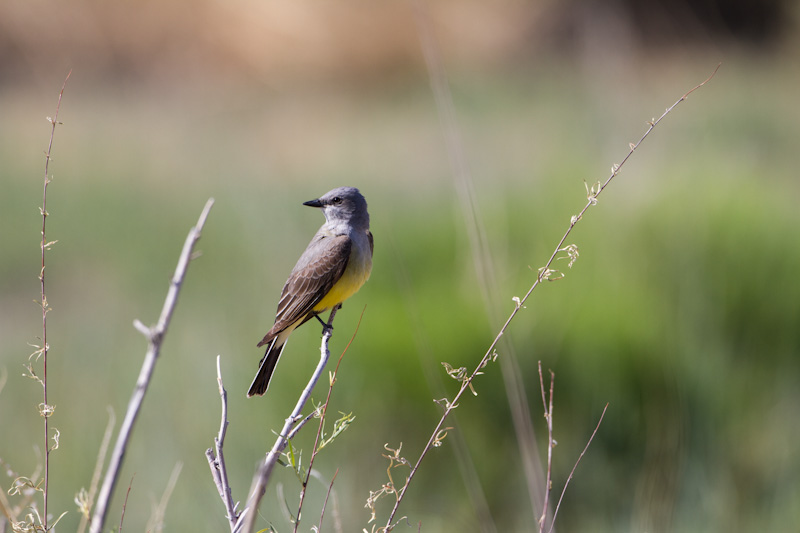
[{"x1": 247, "y1": 187, "x2": 373, "y2": 397}]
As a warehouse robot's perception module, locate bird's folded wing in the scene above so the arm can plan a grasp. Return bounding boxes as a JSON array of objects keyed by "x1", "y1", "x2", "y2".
[{"x1": 266, "y1": 235, "x2": 352, "y2": 339}]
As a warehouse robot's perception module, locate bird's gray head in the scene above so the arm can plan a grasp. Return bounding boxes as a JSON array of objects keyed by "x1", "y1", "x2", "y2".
[{"x1": 304, "y1": 186, "x2": 370, "y2": 231}]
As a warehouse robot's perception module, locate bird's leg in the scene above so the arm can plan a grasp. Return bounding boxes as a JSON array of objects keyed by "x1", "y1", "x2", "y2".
[
  {"x1": 314, "y1": 305, "x2": 342, "y2": 335},
  {"x1": 323, "y1": 304, "x2": 342, "y2": 333}
]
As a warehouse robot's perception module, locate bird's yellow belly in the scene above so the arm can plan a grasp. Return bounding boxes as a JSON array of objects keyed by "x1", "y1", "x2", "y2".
[{"x1": 313, "y1": 256, "x2": 371, "y2": 312}]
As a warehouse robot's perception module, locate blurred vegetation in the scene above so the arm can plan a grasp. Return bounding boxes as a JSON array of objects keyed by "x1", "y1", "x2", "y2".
[{"x1": 2, "y1": 2, "x2": 800, "y2": 532}]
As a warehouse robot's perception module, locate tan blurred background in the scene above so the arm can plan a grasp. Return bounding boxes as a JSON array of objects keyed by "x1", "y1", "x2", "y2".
[{"x1": 2, "y1": 1, "x2": 799, "y2": 532}]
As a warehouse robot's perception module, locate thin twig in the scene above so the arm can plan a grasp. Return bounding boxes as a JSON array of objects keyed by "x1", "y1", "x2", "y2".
[
  {"x1": 78, "y1": 407, "x2": 116, "y2": 533},
  {"x1": 242, "y1": 305, "x2": 340, "y2": 533},
  {"x1": 118, "y1": 474, "x2": 134, "y2": 533},
  {"x1": 383, "y1": 66, "x2": 719, "y2": 528},
  {"x1": 285, "y1": 410, "x2": 319, "y2": 442},
  {"x1": 317, "y1": 468, "x2": 339, "y2": 532},
  {"x1": 89, "y1": 198, "x2": 214, "y2": 533},
  {"x1": 294, "y1": 308, "x2": 365, "y2": 532},
  {"x1": 206, "y1": 356, "x2": 241, "y2": 530},
  {"x1": 38, "y1": 69, "x2": 70, "y2": 529},
  {"x1": 390, "y1": 237, "x2": 498, "y2": 533},
  {"x1": 537, "y1": 364, "x2": 554, "y2": 533},
  {"x1": 548, "y1": 403, "x2": 609, "y2": 533},
  {"x1": 146, "y1": 462, "x2": 183, "y2": 532}
]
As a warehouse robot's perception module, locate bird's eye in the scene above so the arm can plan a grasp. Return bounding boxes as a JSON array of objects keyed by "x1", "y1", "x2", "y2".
[{"x1": 331, "y1": 196, "x2": 342, "y2": 205}]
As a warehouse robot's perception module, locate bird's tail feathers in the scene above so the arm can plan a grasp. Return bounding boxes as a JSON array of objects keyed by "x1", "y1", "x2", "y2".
[{"x1": 247, "y1": 338, "x2": 286, "y2": 397}]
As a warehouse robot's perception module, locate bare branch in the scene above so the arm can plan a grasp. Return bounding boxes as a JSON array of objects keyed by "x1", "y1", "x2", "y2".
[
  {"x1": 89, "y1": 198, "x2": 214, "y2": 533},
  {"x1": 206, "y1": 355, "x2": 241, "y2": 530},
  {"x1": 241, "y1": 305, "x2": 340, "y2": 533}
]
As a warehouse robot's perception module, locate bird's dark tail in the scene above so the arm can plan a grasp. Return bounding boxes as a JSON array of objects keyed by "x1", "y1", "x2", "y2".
[{"x1": 247, "y1": 339, "x2": 285, "y2": 397}]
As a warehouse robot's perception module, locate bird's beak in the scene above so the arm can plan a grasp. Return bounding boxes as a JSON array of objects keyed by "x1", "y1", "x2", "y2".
[{"x1": 303, "y1": 198, "x2": 323, "y2": 208}]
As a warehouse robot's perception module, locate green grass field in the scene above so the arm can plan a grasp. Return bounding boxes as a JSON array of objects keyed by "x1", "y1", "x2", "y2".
[{"x1": 2, "y1": 52, "x2": 799, "y2": 532}]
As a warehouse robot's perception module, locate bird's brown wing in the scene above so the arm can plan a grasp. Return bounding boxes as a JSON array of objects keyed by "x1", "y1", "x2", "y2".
[{"x1": 257, "y1": 235, "x2": 351, "y2": 347}]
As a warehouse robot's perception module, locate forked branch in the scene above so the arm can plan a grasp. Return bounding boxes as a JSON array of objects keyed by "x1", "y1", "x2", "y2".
[
  {"x1": 89, "y1": 198, "x2": 214, "y2": 533},
  {"x1": 240, "y1": 306, "x2": 340, "y2": 533},
  {"x1": 206, "y1": 356, "x2": 243, "y2": 531}
]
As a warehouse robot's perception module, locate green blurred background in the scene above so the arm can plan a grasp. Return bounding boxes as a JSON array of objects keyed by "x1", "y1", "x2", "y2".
[{"x1": 2, "y1": 1, "x2": 799, "y2": 531}]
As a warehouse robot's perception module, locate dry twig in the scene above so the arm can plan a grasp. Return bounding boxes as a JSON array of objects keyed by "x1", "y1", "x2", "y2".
[
  {"x1": 206, "y1": 356, "x2": 244, "y2": 531},
  {"x1": 241, "y1": 306, "x2": 340, "y2": 533},
  {"x1": 548, "y1": 403, "x2": 608, "y2": 533},
  {"x1": 77, "y1": 407, "x2": 116, "y2": 533},
  {"x1": 537, "y1": 363, "x2": 555, "y2": 533},
  {"x1": 146, "y1": 462, "x2": 183, "y2": 532},
  {"x1": 316, "y1": 468, "x2": 339, "y2": 533},
  {"x1": 294, "y1": 308, "x2": 364, "y2": 532},
  {"x1": 89, "y1": 198, "x2": 214, "y2": 533},
  {"x1": 36, "y1": 69, "x2": 71, "y2": 529},
  {"x1": 118, "y1": 474, "x2": 134, "y2": 533},
  {"x1": 536, "y1": 362, "x2": 609, "y2": 533}
]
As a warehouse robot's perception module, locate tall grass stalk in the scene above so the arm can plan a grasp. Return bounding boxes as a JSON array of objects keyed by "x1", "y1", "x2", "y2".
[{"x1": 37, "y1": 70, "x2": 71, "y2": 530}]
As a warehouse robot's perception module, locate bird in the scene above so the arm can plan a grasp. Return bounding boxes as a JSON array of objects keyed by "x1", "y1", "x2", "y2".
[{"x1": 247, "y1": 187, "x2": 373, "y2": 397}]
